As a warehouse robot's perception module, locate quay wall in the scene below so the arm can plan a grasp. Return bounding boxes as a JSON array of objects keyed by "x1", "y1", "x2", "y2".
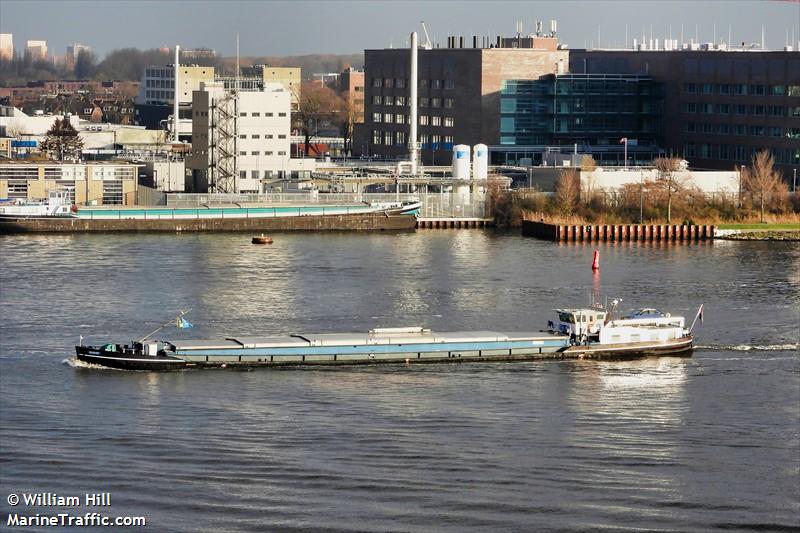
[
  {"x1": 522, "y1": 221, "x2": 715, "y2": 242},
  {"x1": 0, "y1": 213, "x2": 417, "y2": 234}
]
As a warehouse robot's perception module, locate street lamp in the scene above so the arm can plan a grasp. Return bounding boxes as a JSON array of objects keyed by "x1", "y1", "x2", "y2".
[{"x1": 639, "y1": 170, "x2": 644, "y2": 224}]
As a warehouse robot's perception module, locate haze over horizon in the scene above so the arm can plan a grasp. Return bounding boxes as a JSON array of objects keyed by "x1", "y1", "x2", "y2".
[{"x1": 1, "y1": 0, "x2": 798, "y2": 59}]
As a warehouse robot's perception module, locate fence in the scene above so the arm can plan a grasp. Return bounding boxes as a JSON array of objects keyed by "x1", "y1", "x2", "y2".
[{"x1": 165, "y1": 191, "x2": 488, "y2": 219}]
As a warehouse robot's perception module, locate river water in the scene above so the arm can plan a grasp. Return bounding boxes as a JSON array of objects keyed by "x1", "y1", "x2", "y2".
[{"x1": 1, "y1": 231, "x2": 798, "y2": 532}]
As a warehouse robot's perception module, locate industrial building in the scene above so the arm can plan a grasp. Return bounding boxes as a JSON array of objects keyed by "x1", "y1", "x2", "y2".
[
  {"x1": 0, "y1": 33, "x2": 13, "y2": 61},
  {"x1": 497, "y1": 74, "x2": 664, "y2": 165},
  {"x1": 362, "y1": 25, "x2": 568, "y2": 164},
  {"x1": 186, "y1": 81, "x2": 314, "y2": 194},
  {"x1": 0, "y1": 160, "x2": 140, "y2": 205},
  {"x1": 362, "y1": 22, "x2": 799, "y2": 181},
  {"x1": 240, "y1": 65, "x2": 301, "y2": 109},
  {"x1": 569, "y1": 48, "x2": 800, "y2": 178}
]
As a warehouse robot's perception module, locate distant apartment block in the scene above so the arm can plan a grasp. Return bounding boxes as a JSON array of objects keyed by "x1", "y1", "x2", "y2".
[
  {"x1": 25, "y1": 40, "x2": 47, "y2": 61},
  {"x1": 65, "y1": 43, "x2": 91, "y2": 70},
  {"x1": 0, "y1": 33, "x2": 12, "y2": 61},
  {"x1": 337, "y1": 67, "x2": 365, "y2": 122}
]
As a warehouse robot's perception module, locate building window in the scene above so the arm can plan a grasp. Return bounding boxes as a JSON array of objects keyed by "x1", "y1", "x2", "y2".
[
  {"x1": 718, "y1": 84, "x2": 730, "y2": 95},
  {"x1": 684, "y1": 83, "x2": 696, "y2": 94},
  {"x1": 278, "y1": 112, "x2": 286, "y2": 117},
  {"x1": 749, "y1": 126, "x2": 764, "y2": 136},
  {"x1": 395, "y1": 78, "x2": 406, "y2": 89},
  {"x1": 373, "y1": 130, "x2": 381, "y2": 144},
  {"x1": 682, "y1": 102, "x2": 696, "y2": 113},
  {"x1": 384, "y1": 78, "x2": 393, "y2": 88},
  {"x1": 771, "y1": 127, "x2": 783, "y2": 137},
  {"x1": 239, "y1": 134, "x2": 247, "y2": 139},
  {"x1": 240, "y1": 112, "x2": 247, "y2": 117},
  {"x1": 735, "y1": 84, "x2": 748, "y2": 95},
  {"x1": 372, "y1": 112, "x2": 382, "y2": 123},
  {"x1": 444, "y1": 80, "x2": 455, "y2": 90},
  {"x1": 384, "y1": 95, "x2": 394, "y2": 105},
  {"x1": 252, "y1": 134, "x2": 260, "y2": 139},
  {"x1": 700, "y1": 103, "x2": 713, "y2": 114},
  {"x1": 396, "y1": 131, "x2": 405, "y2": 145},
  {"x1": 278, "y1": 134, "x2": 286, "y2": 139},
  {"x1": 239, "y1": 151, "x2": 247, "y2": 156},
  {"x1": 734, "y1": 125, "x2": 746, "y2": 136},
  {"x1": 431, "y1": 79, "x2": 442, "y2": 89},
  {"x1": 372, "y1": 95, "x2": 381, "y2": 105},
  {"x1": 265, "y1": 151, "x2": 273, "y2": 155},
  {"x1": 735, "y1": 104, "x2": 747, "y2": 115},
  {"x1": 419, "y1": 79, "x2": 428, "y2": 88},
  {"x1": 419, "y1": 115, "x2": 429, "y2": 125},
  {"x1": 278, "y1": 151, "x2": 286, "y2": 155},
  {"x1": 686, "y1": 122, "x2": 696, "y2": 133},
  {"x1": 751, "y1": 105, "x2": 765, "y2": 116},
  {"x1": 240, "y1": 171, "x2": 247, "y2": 179},
  {"x1": 443, "y1": 117, "x2": 454, "y2": 127},
  {"x1": 251, "y1": 170, "x2": 259, "y2": 179},
  {"x1": 749, "y1": 84, "x2": 765, "y2": 96},
  {"x1": 717, "y1": 104, "x2": 729, "y2": 114},
  {"x1": 431, "y1": 97, "x2": 441, "y2": 108},
  {"x1": 717, "y1": 124, "x2": 730, "y2": 135},
  {"x1": 251, "y1": 151, "x2": 260, "y2": 155},
  {"x1": 252, "y1": 112, "x2": 261, "y2": 117},
  {"x1": 266, "y1": 112, "x2": 274, "y2": 117},
  {"x1": 431, "y1": 135, "x2": 440, "y2": 147},
  {"x1": 770, "y1": 85, "x2": 786, "y2": 96},
  {"x1": 701, "y1": 83, "x2": 713, "y2": 95},
  {"x1": 395, "y1": 96, "x2": 405, "y2": 106},
  {"x1": 444, "y1": 98, "x2": 453, "y2": 108},
  {"x1": 395, "y1": 114, "x2": 404, "y2": 124},
  {"x1": 384, "y1": 131, "x2": 393, "y2": 145},
  {"x1": 420, "y1": 97, "x2": 429, "y2": 107},
  {"x1": 384, "y1": 113, "x2": 393, "y2": 122},
  {"x1": 266, "y1": 134, "x2": 274, "y2": 139}
]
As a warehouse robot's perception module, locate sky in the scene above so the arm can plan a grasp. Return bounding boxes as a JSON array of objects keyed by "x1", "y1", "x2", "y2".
[{"x1": 1, "y1": 0, "x2": 798, "y2": 58}]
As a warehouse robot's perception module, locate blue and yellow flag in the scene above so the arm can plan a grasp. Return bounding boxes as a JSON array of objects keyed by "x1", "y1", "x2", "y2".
[{"x1": 177, "y1": 316, "x2": 193, "y2": 329}]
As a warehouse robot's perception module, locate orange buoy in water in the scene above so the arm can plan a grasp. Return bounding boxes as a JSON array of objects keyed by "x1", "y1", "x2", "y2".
[
  {"x1": 252, "y1": 235, "x2": 273, "y2": 245},
  {"x1": 591, "y1": 250, "x2": 600, "y2": 270}
]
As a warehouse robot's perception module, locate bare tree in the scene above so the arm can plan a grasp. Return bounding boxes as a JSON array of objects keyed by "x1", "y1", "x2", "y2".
[
  {"x1": 555, "y1": 168, "x2": 581, "y2": 215},
  {"x1": 331, "y1": 94, "x2": 356, "y2": 156},
  {"x1": 294, "y1": 81, "x2": 337, "y2": 157},
  {"x1": 654, "y1": 157, "x2": 685, "y2": 223},
  {"x1": 744, "y1": 149, "x2": 784, "y2": 223},
  {"x1": 580, "y1": 154, "x2": 597, "y2": 171}
]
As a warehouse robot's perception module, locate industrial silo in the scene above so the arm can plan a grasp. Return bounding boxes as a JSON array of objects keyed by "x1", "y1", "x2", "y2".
[
  {"x1": 452, "y1": 144, "x2": 471, "y2": 180},
  {"x1": 472, "y1": 144, "x2": 488, "y2": 180}
]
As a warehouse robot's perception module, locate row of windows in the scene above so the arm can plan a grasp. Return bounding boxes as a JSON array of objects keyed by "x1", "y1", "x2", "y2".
[
  {"x1": 239, "y1": 112, "x2": 287, "y2": 117},
  {"x1": 371, "y1": 130, "x2": 455, "y2": 147},
  {"x1": 685, "y1": 122, "x2": 800, "y2": 138},
  {"x1": 371, "y1": 113, "x2": 454, "y2": 127},
  {"x1": 238, "y1": 150, "x2": 287, "y2": 156},
  {"x1": 145, "y1": 90, "x2": 173, "y2": 101},
  {"x1": 146, "y1": 79, "x2": 174, "y2": 89},
  {"x1": 238, "y1": 134, "x2": 286, "y2": 139},
  {"x1": 684, "y1": 143, "x2": 800, "y2": 164},
  {"x1": 684, "y1": 83, "x2": 800, "y2": 96},
  {"x1": 239, "y1": 170, "x2": 283, "y2": 180},
  {"x1": 371, "y1": 78, "x2": 456, "y2": 90},
  {"x1": 682, "y1": 103, "x2": 798, "y2": 116},
  {"x1": 370, "y1": 95, "x2": 454, "y2": 108}
]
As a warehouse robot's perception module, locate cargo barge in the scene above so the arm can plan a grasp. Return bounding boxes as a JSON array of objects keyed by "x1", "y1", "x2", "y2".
[
  {"x1": 0, "y1": 196, "x2": 421, "y2": 233},
  {"x1": 75, "y1": 304, "x2": 700, "y2": 370}
]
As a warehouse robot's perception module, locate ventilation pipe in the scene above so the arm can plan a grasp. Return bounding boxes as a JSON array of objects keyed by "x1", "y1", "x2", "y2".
[
  {"x1": 173, "y1": 45, "x2": 180, "y2": 142},
  {"x1": 409, "y1": 31, "x2": 419, "y2": 175}
]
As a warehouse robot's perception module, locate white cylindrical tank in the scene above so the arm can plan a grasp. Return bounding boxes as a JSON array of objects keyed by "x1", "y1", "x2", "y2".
[
  {"x1": 452, "y1": 144, "x2": 471, "y2": 180},
  {"x1": 472, "y1": 144, "x2": 488, "y2": 180}
]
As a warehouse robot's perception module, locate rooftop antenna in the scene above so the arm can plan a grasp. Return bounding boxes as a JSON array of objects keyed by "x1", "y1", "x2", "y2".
[
  {"x1": 713, "y1": 22, "x2": 716, "y2": 45},
  {"x1": 761, "y1": 24, "x2": 765, "y2": 49},
  {"x1": 235, "y1": 32, "x2": 239, "y2": 92},
  {"x1": 681, "y1": 23, "x2": 684, "y2": 46},
  {"x1": 625, "y1": 23, "x2": 628, "y2": 48},
  {"x1": 729, "y1": 24, "x2": 732, "y2": 46},
  {"x1": 172, "y1": 45, "x2": 179, "y2": 142}
]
